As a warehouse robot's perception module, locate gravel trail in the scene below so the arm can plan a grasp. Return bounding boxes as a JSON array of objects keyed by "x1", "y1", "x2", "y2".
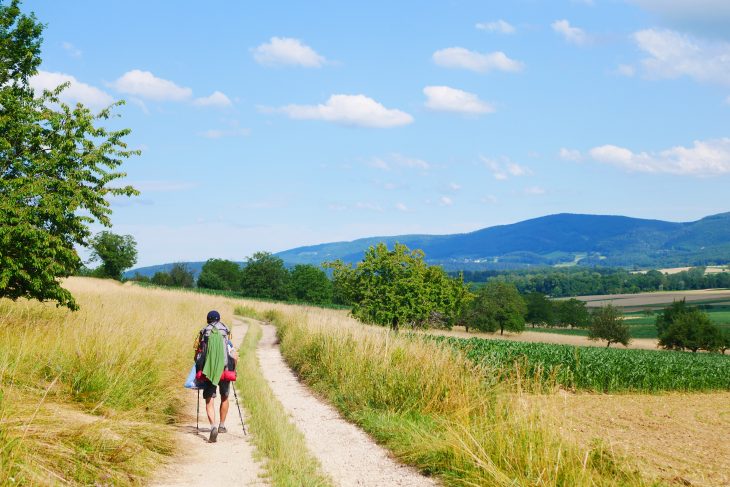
[
  {"x1": 255, "y1": 320, "x2": 439, "y2": 487},
  {"x1": 151, "y1": 323, "x2": 266, "y2": 487}
]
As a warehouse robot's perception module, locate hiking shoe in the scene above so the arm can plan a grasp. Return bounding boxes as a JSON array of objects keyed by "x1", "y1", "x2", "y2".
[
  {"x1": 209, "y1": 426, "x2": 218, "y2": 443},
  {"x1": 218, "y1": 426, "x2": 227, "y2": 433}
]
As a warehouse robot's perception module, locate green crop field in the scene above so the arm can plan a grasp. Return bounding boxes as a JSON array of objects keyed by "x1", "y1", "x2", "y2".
[{"x1": 433, "y1": 336, "x2": 730, "y2": 393}]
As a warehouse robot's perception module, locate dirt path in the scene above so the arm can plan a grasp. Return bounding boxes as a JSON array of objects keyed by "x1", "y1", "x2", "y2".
[
  {"x1": 151, "y1": 323, "x2": 266, "y2": 487},
  {"x1": 254, "y1": 320, "x2": 439, "y2": 487},
  {"x1": 426, "y1": 327, "x2": 660, "y2": 350}
]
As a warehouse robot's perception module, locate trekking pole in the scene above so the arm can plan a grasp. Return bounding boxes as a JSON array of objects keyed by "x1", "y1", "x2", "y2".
[
  {"x1": 196, "y1": 388, "x2": 200, "y2": 433},
  {"x1": 232, "y1": 385, "x2": 247, "y2": 435}
]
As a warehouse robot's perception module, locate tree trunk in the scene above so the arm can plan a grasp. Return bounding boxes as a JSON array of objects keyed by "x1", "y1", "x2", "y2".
[
  {"x1": 606, "y1": 342, "x2": 611, "y2": 348},
  {"x1": 391, "y1": 317, "x2": 399, "y2": 332},
  {"x1": 500, "y1": 326, "x2": 504, "y2": 335}
]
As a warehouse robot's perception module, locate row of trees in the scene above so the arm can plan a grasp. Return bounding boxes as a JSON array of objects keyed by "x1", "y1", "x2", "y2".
[
  {"x1": 459, "y1": 266, "x2": 730, "y2": 298},
  {"x1": 137, "y1": 253, "x2": 334, "y2": 305}
]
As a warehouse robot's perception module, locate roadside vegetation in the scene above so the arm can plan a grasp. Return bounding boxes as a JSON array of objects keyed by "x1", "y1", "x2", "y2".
[
  {"x1": 233, "y1": 307, "x2": 331, "y2": 486},
  {"x1": 0, "y1": 278, "x2": 232, "y2": 484}
]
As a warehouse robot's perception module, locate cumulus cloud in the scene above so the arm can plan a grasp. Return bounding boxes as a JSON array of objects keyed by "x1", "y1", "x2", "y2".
[
  {"x1": 111, "y1": 70, "x2": 192, "y2": 101},
  {"x1": 432, "y1": 47, "x2": 524, "y2": 73},
  {"x1": 616, "y1": 64, "x2": 636, "y2": 77},
  {"x1": 448, "y1": 182, "x2": 462, "y2": 191},
  {"x1": 551, "y1": 19, "x2": 590, "y2": 45},
  {"x1": 475, "y1": 20, "x2": 515, "y2": 34},
  {"x1": 559, "y1": 148, "x2": 583, "y2": 162},
  {"x1": 633, "y1": 29, "x2": 730, "y2": 85},
  {"x1": 439, "y1": 196, "x2": 453, "y2": 206},
  {"x1": 395, "y1": 202, "x2": 411, "y2": 212},
  {"x1": 252, "y1": 37, "x2": 326, "y2": 67},
  {"x1": 482, "y1": 156, "x2": 532, "y2": 180},
  {"x1": 278, "y1": 94, "x2": 413, "y2": 128},
  {"x1": 30, "y1": 71, "x2": 114, "y2": 109},
  {"x1": 193, "y1": 91, "x2": 232, "y2": 107},
  {"x1": 588, "y1": 138, "x2": 730, "y2": 176},
  {"x1": 524, "y1": 186, "x2": 546, "y2": 195},
  {"x1": 423, "y1": 85, "x2": 494, "y2": 115},
  {"x1": 355, "y1": 202, "x2": 384, "y2": 212}
]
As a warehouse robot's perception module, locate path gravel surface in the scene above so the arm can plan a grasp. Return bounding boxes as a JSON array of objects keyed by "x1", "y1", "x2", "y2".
[
  {"x1": 151, "y1": 323, "x2": 266, "y2": 487},
  {"x1": 255, "y1": 320, "x2": 439, "y2": 487}
]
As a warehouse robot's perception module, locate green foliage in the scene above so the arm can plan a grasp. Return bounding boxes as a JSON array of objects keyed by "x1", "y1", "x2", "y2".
[
  {"x1": 655, "y1": 299, "x2": 690, "y2": 337},
  {"x1": 462, "y1": 281, "x2": 526, "y2": 335},
  {"x1": 151, "y1": 270, "x2": 173, "y2": 286},
  {"x1": 525, "y1": 292, "x2": 554, "y2": 326},
  {"x1": 240, "y1": 251, "x2": 291, "y2": 300},
  {"x1": 0, "y1": 1, "x2": 138, "y2": 309},
  {"x1": 589, "y1": 305, "x2": 630, "y2": 347},
  {"x1": 327, "y1": 243, "x2": 468, "y2": 330},
  {"x1": 197, "y1": 258, "x2": 242, "y2": 291},
  {"x1": 658, "y1": 308, "x2": 724, "y2": 352},
  {"x1": 554, "y1": 298, "x2": 591, "y2": 328},
  {"x1": 89, "y1": 231, "x2": 138, "y2": 280},
  {"x1": 290, "y1": 264, "x2": 332, "y2": 304},
  {"x1": 436, "y1": 336, "x2": 730, "y2": 392},
  {"x1": 167, "y1": 262, "x2": 194, "y2": 288}
]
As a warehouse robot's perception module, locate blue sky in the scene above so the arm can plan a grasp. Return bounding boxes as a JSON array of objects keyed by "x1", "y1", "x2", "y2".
[{"x1": 26, "y1": 0, "x2": 730, "y2": 266}]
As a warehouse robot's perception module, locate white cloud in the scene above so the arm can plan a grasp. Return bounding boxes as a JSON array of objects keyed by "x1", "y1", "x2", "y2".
[
  {"x1": 279, "y1": 94, "x2": 413, "y2": 128},
  {"x1": 481, "y1": 195, "x2": 498, "y2": 204},
  {"x1": 439, "y1": 196, "x2": 453, "y2": 206},
  {"x1": 395, "y1": 202, "x2": 411, "y2": 212},
  {"x1": 633, "y1": 29, "x2": 730, "y2": 85},
  {"x1": 193, "y1": 91, "x2": 232, "y2": 107},
  {"x1": 559, "y1": 148, "x2": 583, "y2": 162},
  {"x1": 433, "y1": 47, "x2": 524, "y2": 73},
  {"x1": 423, "y1": 85, "x2": 495, "y2": 115},
  {"x1": 482, "y1": 156, "x2": 532, "y2": 180},
  {"x1": 198, "y1": 127, "x2": 250, "y2": 138},
  {"x1": 111, "y1": 70, "x2": 192, "y2": 101},
  {"x1": 448, "y1": 182, "x2": 462, "y2": 191},
  {"x1": 368, "y1": 158, "x2": 391, "y2": 171},
  {"x1": 616, "y1": 64, "x2": 636, "y2": 77},
  {"x1": 30, "y1": 71, "x2": 114, "y2": 109},
  {"x1": 475, "y1": 20, "x2": 515, "y2": 34},
  {"x1": 589, "y1": 138, "x2": 730, "y2": 176},
  {"x1": 551, "y1": 20, "x2": 590, "y2": 45},
  {"x1": 61, "y1": 41, "x2": 81, "y2": 57},
  {"x1": 524, "y1": 186, "x2": 546, "y2": 195},
  {"x1": 252, "y1": 37, "x2": 326, "y2": 67}
]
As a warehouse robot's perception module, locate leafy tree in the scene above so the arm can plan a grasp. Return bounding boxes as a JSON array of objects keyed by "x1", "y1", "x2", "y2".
[
  {"x1": 89, "y1": 231, "x2": 137, "y2": 280},
  {"x1": 588, "y1": 305, "x2": 630, "y2": 348},
  {"x1": 325, "y1": 259, "x2": 359, "y2": 305},
  {"x1": 151, "y1": 271, "x2": 173, "y2": 287},
  {"x1": 525, "y1": 292, "x2": 554, "y2": 327},
  {"x1": 658, "y1": 308, "x2": 723, "y2": 353},
  {"x1": 290, "y1": 264, "x2": 332, "y2": 304},
  {"x1": 168, "y1": 263, "x2": 194, "y2": 288},
  {"x1": 463, "y1": 281, "x2": 526, "y2": 335},
  {"x1": 555, "y1": 298, "x2": 591, "y2": 328},
  {"x1": 326, "y1": 243, "x2": 468, "y2": 331},
  {"x1": 197, "y1": 258, "x2": 242, "y2": 291},
  {"x1": 0, "y1": 1, "x2": 137, "y2": 309},
  {"x1": 655, "y1": 299, "x2": 690, "y2": 337},
  {"x1": 240, "y1": 251, "x2": 291, "y2": 300}
]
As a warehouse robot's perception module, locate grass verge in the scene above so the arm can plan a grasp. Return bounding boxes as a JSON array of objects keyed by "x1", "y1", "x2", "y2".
[
  {"x1": 234, "y1": 312, "x2": 332, "y2": 487},
  {"x1": 268, "y1": 309, "x2": 649, "y2": 486}
]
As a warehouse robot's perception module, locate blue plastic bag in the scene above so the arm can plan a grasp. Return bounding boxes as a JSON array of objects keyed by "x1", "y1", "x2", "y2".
[{"x1": 184, "y1": 363, "x2": 200, "y2": 389}]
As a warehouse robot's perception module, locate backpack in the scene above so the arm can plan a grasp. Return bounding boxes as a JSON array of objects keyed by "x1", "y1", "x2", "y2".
[{"x1": 194, "y1": 322, "x2": 237, "y2": 382}]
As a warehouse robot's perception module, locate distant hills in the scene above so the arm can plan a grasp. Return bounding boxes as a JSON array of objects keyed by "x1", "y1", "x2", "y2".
[{"x1": 126, "y1": 212, "x2": 730, "y2": 277}]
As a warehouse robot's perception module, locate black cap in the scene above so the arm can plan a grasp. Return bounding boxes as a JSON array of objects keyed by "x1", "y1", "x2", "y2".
[{"x1": 206, "y1": 310, "x2": 221, "y2": 323}]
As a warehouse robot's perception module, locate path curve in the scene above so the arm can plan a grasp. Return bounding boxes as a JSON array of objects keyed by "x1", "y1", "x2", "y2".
[
  {"x1": 151, "y1": 323, "x2": 266, "y2": 487},
  {"x1": 255, "y1": 320, "x2": 439, "y2": 487}
]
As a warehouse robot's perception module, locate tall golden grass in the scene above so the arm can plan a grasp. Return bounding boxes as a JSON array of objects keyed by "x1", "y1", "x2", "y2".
[
  {"x1": 246, "y1": 305, "x2": 648, "y2": 486},
  {"x1": 0, "y1": 277, "x2": 238, "y2": 485}
]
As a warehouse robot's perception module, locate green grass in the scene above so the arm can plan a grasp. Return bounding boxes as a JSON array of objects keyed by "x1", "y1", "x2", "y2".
[
  {"x1": 271, "y1": 310, "x2": 648, "y2": 486},
  {"x1": 234, "y1": 313, "x2": 332, "y2": 487},
  {"x1": 435, "y1": 336, "x2": 730, "y2": 393}
]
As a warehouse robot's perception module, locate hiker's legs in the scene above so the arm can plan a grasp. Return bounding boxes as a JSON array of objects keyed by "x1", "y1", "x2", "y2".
[
  {"x1": 219, "y1": 381, "x2": 231, "y2": 425},
  {"x1": 202, "y1": 382, "x2": 217, "y2": 426}
]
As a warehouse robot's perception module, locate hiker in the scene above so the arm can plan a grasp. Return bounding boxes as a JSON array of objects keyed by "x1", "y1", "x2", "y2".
[{"x1": 194, "y1": 310, "x2": 238, "y2": 443}]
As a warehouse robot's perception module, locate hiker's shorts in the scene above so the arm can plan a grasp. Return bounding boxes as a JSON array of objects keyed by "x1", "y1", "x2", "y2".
[{"x1": 202, "y1": 380, "x2": 230, "y2": 399}]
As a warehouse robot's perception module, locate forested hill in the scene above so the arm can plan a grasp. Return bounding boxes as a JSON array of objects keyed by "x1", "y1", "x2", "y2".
[{"x1": 274, "y1": 212, "x2": 730, "y2": 270}]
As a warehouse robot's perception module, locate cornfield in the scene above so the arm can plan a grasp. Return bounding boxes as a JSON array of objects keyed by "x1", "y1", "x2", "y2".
[{"x1": 433, "y1": 336, "x2": 730, "y2": 392}]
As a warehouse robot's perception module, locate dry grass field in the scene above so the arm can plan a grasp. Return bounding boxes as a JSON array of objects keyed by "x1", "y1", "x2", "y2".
[{"x1": 566, "y1": 289, "x2": 730, "y2": 310}]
